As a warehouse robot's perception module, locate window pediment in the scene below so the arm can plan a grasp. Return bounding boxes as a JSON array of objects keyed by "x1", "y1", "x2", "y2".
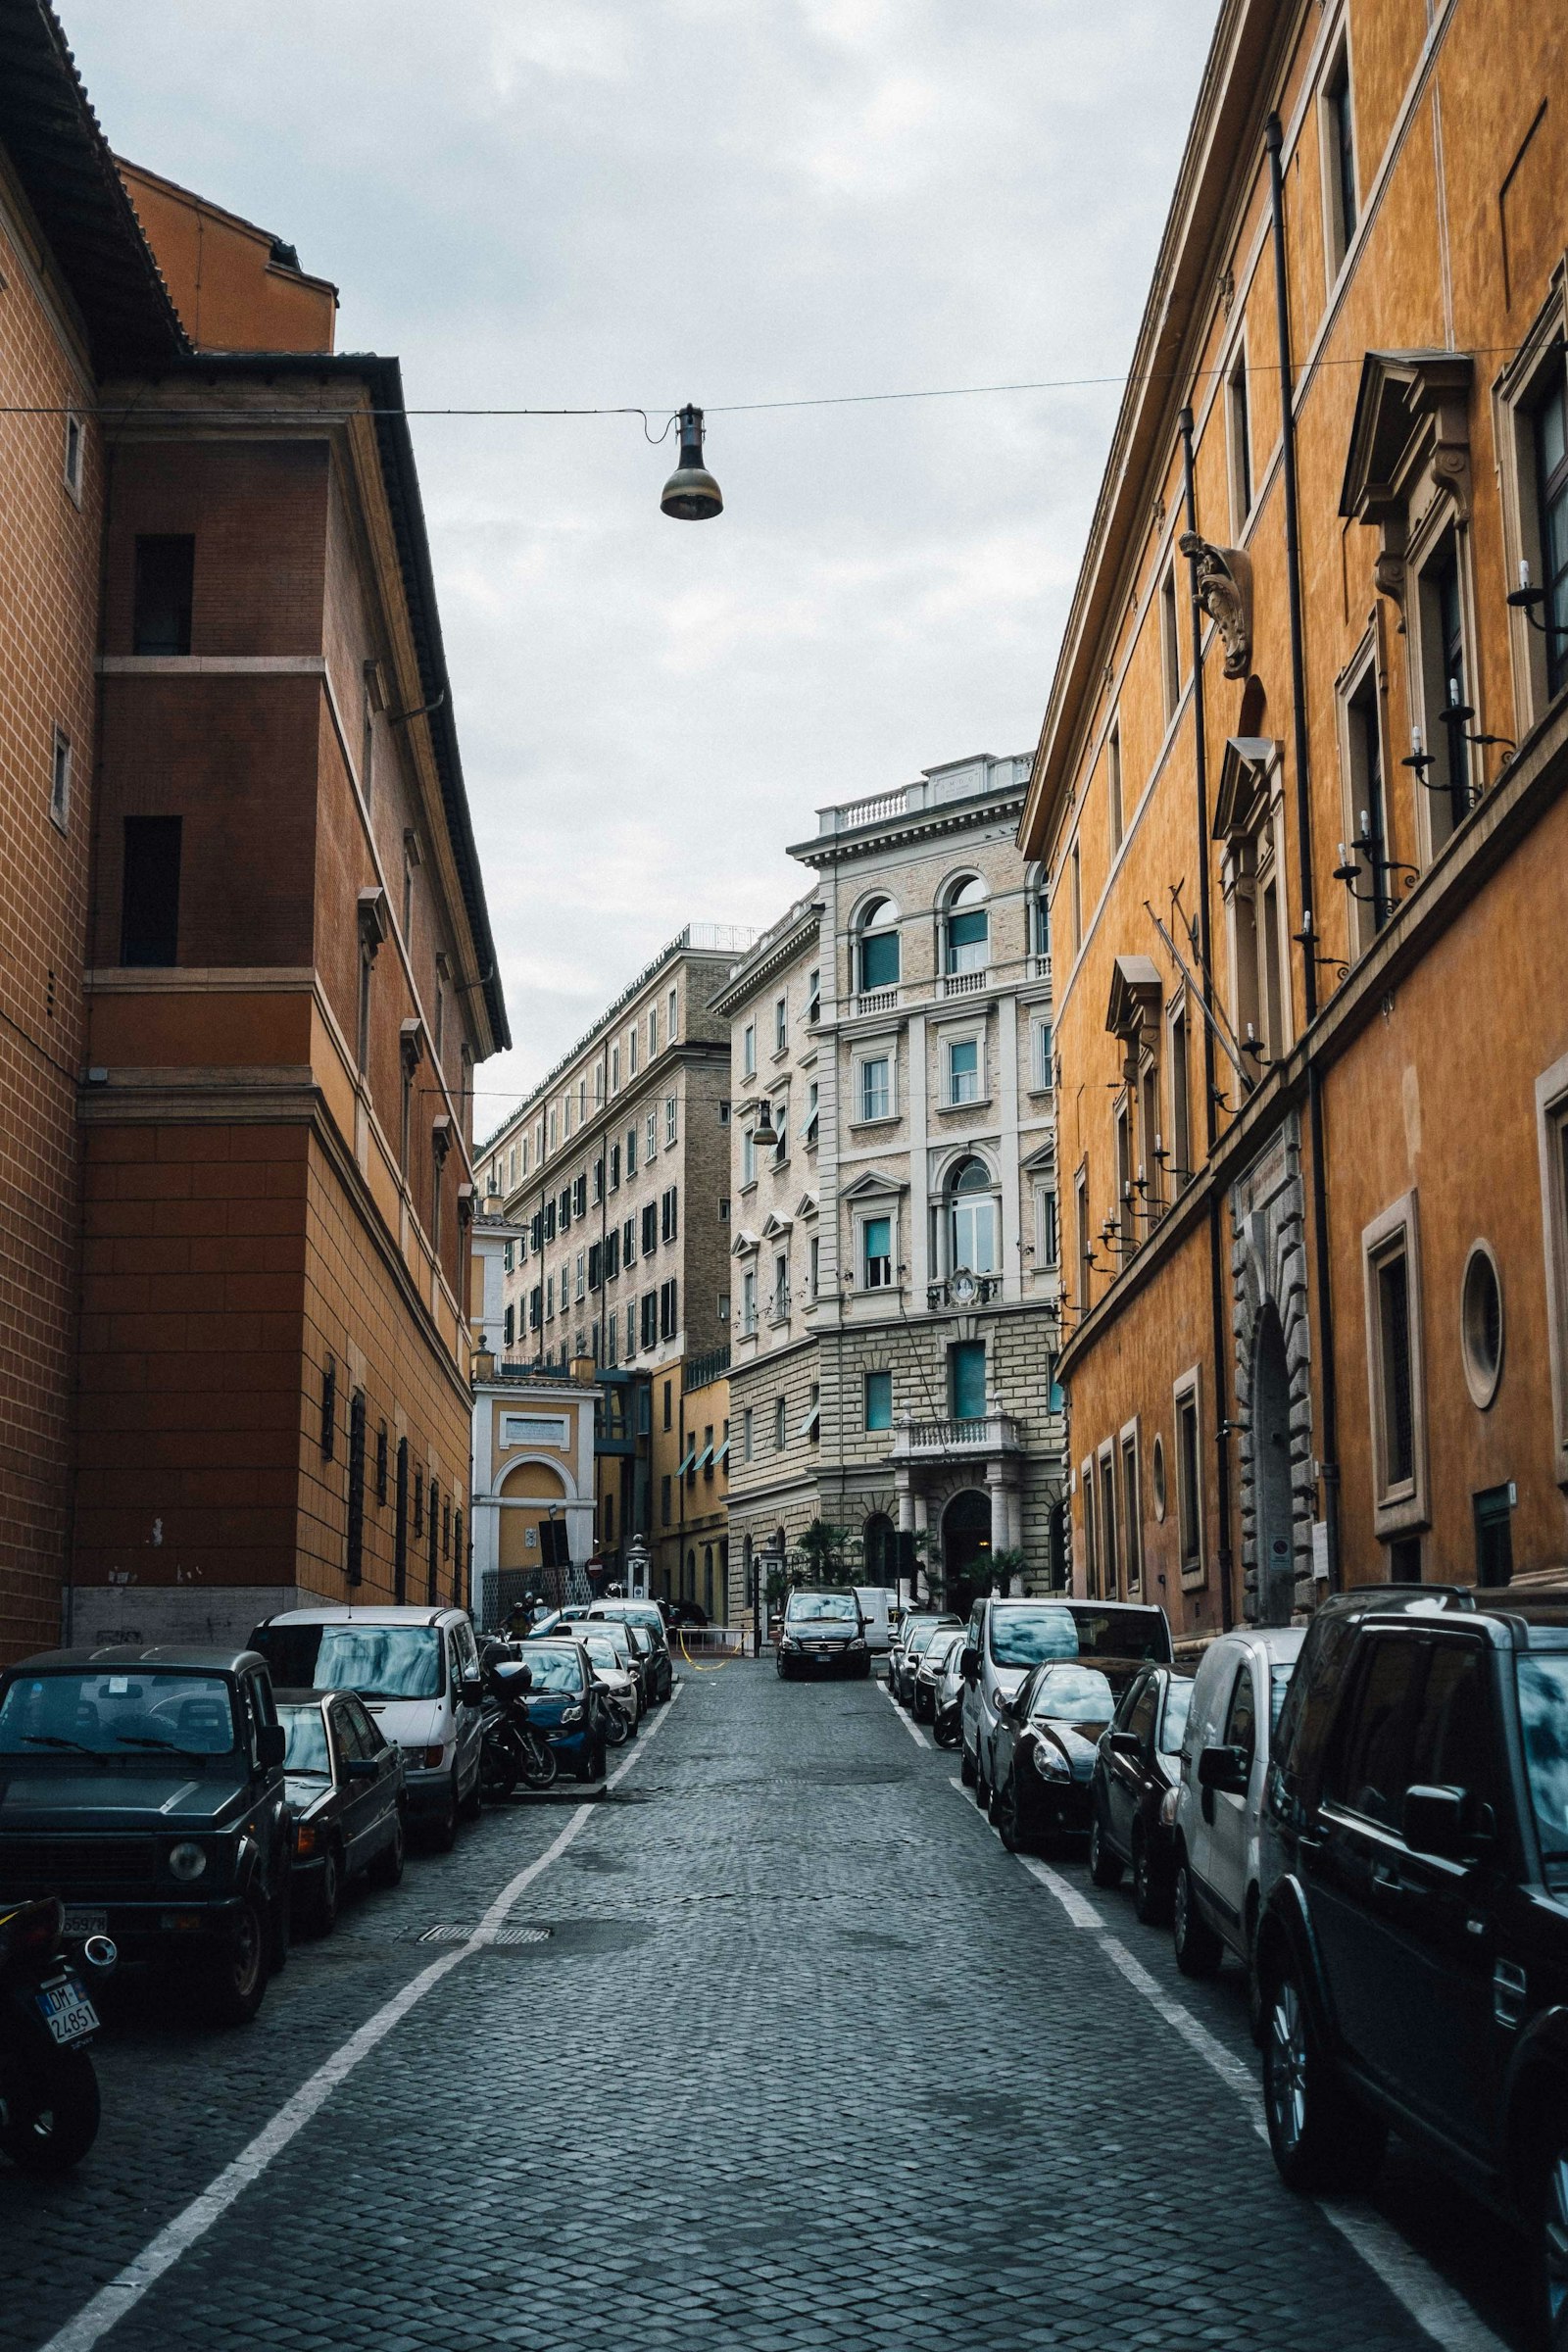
[
  {"x1": 1104, "y1": 954, "x2": 1162, "y2": 1043},
  {"x1": 1212, "y1": 736, "x2": 1280, "y2": 846},
  {"x1": 1339, "y1": 350, "x2": 1474, "y2": 537},
  {"x1": 840, "y1": 1168, "x2": 906, "y2": 1202},
  {"x1": 731, "y1": 1228, "x2": 760, "y2": 1258}
]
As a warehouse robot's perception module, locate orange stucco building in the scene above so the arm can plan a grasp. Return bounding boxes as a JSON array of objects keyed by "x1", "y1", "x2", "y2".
[
  {"x1": 0, "y1": 1, "x2": 508, "y2": 1661},
  {"x1": 1019, "y1": 0, "x2": 1568, "y2": 1635}
]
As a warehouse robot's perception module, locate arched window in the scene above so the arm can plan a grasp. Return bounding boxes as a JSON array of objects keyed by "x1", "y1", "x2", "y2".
[
  {"x1": 948, "y1": 1155, "x2": 999, "y2": 1275},
  {"x1": 862, "y1": 1512, "x2": 897, "y2": 1584},
  {"x1": 857, "y1": 897, "x2": 901, "y2": 994},
  {"x1": 943, "y1": 876, "x2": 989, "y2": 975}
]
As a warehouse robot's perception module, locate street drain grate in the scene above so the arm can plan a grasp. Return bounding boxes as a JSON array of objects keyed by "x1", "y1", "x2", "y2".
[{"x1": 412, "y1": 1924, "x2": 553, "y2": 1947}]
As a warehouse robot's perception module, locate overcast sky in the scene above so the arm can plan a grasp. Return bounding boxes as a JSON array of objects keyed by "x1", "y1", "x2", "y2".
[{"x1": 68, "y1": 0, "x2": 1218, "y2": 1125}]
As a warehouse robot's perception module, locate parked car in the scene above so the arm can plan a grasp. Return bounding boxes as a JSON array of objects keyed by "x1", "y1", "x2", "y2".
[
  {"x1": 275, "y1": 1689, "x2": 406, "y2": 1936},
  {"x1": 890, "y1": 1615, "x2": 961, "y2": 1706},
  {"x1": 777, "y1": 1590, "x2": 872, "y2": 1680},
  {"x1": 576, "y1": 1633, "x2": 640, "y2": 1739},
  {"x1": 0, "y1": 1646, "x2": 292, "y2": 2024},
  {"x1": 988, "y1": 1662, "x2": 1121, "y2": 1852},
  {"x1": 1088, "y1": 1665, "x2": 1195, "y2": 1922},
  {"x1": 911, "y1": 1628, "x2": 966, "y2": 1723},
  {"x1": 662, "y1": 1599, "x2": 710, "y2": 1633},
  {"x1": 961, "y1": 1598, "x2": 1172, "y2": 1808},
  {"x1": 248, "y1": 1607, "x2": 486, "y2": 1851},
  {"x1": 933, "y1": 1638, "x2": 967, "y2": 1749},
  {"x1": 1165, "y1": 1625, "x2": 1305, "y2": 2001},
  {"x1": 1253, "y1": 1589, "x2": 1568, "y2": 2348},
  {"x1": 853, "y1": 1588, "x2": 897, "y2": 1655},
  {"x1": 588, "y1": 1601, "x2": 673, "y2": 1703},
  {"x1": 519, "y1": 1639, "x2": 607, "y2": 1780}
]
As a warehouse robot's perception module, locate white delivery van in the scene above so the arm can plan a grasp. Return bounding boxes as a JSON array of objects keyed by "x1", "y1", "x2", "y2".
[{"x1": 853, "y1": 1587, "x2": 896, "y2": 1654}]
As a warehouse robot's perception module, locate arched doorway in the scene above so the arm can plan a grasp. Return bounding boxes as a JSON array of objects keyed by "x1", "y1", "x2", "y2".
[
  {"x1": 1251, "y1": 1302, "x2": 1294, "y2": 1626},
  {"x1": 497, "y1": 1462, "x2": 568, "y2": 1615},
  {"x1": 862, "y1": 1512, "x2": 896, "y2": 1587},
  {"x1": 942, "y1": 1489, "x2": 993, "y2": 1617}
]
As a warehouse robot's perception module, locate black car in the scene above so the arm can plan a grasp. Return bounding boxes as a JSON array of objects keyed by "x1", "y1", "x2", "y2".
[
  {"x1": 276, "y1": 1690, "x2": 407, "y2": 1936},
  {"x1": 1088, "y1": 1665, "x2": 1195, "y2": 1922},
  {"x1": 1254, "y1": 1589, "x2": 1568, "y2": 2346},
  {"x1": 988, "y1": 1661, "x2": 1122, "y2": 1852},
  {"x1": 0, "y1": 1646, "x2": 291, "y2": 2024},
  {"x1": 776, "y1": 1590, "x2": 871, "y2": 1680}
]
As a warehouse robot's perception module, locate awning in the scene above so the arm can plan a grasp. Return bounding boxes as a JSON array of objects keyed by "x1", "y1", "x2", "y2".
[
  {"x1": 692, "y1": 1443, "x2": 714, "y2": 1474},
  {"x1": 676, "y1": 1444, "x2": 698, "y2": 1476},
  {"x1": 798, "y1": 1400, "x2": 821, "y2": 1440},
  {"x1": 711, "y1": 1437, "x2": 731, "y2": 1467}
]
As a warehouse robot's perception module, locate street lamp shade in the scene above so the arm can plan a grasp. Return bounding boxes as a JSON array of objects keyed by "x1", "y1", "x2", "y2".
[
  {"x1": 661, "y1": 404, "x2": 723, "y2": 520},
  {"x1": 751, "y1": 1098, "x2": 777, "y2": 1149}
]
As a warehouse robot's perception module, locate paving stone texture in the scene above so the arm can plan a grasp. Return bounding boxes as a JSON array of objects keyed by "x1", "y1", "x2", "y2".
[{"x1": 0, "y1": 1664, "x2": 1530, "y2": 2351}]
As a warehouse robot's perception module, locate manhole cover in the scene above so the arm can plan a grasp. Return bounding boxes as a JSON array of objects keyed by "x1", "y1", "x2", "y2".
[{"x1": 410, "y1": 1925, "x2": 553, "y2": 1947}]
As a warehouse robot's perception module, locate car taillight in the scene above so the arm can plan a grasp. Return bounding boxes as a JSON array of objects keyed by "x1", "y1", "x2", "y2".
[{"x1": 7, "y1": 1898, "x2": 65, "y2": 1960}]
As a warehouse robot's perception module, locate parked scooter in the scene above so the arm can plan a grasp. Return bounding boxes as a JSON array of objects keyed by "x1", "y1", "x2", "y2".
[
  {"x1": 478, "y1": 1659, "x2": 559, "y2": 1798},
  {"x1": 0, "y1": 1897, "x2": 117, "y2": 2173}
]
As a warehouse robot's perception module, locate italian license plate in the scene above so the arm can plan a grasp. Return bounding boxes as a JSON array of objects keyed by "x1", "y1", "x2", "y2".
[
  {"x1": 61, "y1": 1908, "x2": 106, "y2": 1938},
  {"x1": 35, "y1": 1974, "x2": 99, "y2": 2048}
]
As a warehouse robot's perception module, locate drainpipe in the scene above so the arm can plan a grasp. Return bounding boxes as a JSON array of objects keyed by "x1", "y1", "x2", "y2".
[
  {"x1": 1179, "y1": 408, "x2": 1236, "y2": 1635},
  {"x1": 1265, "y1": 113, "x2": 1342, "y2": 1594}
]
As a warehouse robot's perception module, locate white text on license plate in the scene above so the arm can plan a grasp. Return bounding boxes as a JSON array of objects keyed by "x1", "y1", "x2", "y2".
[{"x1": 35, "y1": 1976, "x2": 98, "y2": 2047}]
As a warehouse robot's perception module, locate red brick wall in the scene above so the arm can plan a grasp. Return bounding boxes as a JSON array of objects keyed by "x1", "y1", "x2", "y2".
[
  {"x1": 101, "y1": 440, "x2": 327, "y2": 658},
  {"x1": 0, "y1": 202, "x2": 106, "y2": 1663}
]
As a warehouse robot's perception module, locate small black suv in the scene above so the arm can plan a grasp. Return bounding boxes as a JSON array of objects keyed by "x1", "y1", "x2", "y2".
[
  {"x1": 1254, "y1": 1590, "x2": 1568, "y2": 2348},
  {"x1": 0, "y1": 1646, "x2": 292, "y2": 2024}
]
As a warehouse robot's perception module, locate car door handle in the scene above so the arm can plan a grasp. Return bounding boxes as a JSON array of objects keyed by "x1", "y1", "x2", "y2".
[
  {"x1": 1370, "y1": 1860, "x2": 1403, "y2": 1898},
  {"x1": 1494, "y1": 1960, "x2": 1526, "y2": 2029}
]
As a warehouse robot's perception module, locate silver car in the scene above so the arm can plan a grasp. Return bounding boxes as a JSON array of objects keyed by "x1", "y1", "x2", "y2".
[{"x1": 911, "y1": 1627, "x2": 965, "y2": 1724}]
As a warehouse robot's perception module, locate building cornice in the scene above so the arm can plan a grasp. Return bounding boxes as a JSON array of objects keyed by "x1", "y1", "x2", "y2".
[{"x1": 791, "y1": 789, "x2": 1026, "y2": 869}]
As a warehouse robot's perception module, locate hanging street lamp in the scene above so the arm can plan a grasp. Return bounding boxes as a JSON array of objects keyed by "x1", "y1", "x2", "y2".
[{"x1": 660, "y1": 404, "x2": 723, "y2": 520}]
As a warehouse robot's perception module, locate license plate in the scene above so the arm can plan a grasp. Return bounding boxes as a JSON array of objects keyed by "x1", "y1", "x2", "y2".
[
  {"x1": 61, "y1": 1908, "x2": 106, "y2": 1937},
  {"x1": 35, "y1": 1974, "x2": 99, "y2": 2047}
]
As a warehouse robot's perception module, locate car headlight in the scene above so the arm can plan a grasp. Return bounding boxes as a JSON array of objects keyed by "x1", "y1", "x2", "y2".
[
  {"x1": 168, "y1": 1840, "x2": 208, "y2": 1882},
  {"x1": 1032, "y1": 1745, "x2": 1071, "y2": 1783},
  {"x1": 780, "y1": 1637, "x2": 799, "y2": 1651},
  {"x1": 848, "y1": 1639, "x2": 867, "y2": 1651},
  {"x1": 563, "y1": 1705, "x2": 585, "y2": 1726}
]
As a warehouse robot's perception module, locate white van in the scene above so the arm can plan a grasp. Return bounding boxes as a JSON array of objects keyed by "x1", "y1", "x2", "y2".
[
  {"x1": 248, "y1": 1606, "x2": 486, "y2": 1850},
  {"x1": 853, "y1": 1588, "x2": 896, "y2": 1655}
]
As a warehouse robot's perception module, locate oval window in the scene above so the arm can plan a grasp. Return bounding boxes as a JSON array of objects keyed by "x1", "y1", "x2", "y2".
[
  {"x1": 1151, "y1": 1433, "x2": 1167, "y2": 1522},
  {"x1": 1460, "y1": 1243, "x2": 1503, "y2": 1409}
]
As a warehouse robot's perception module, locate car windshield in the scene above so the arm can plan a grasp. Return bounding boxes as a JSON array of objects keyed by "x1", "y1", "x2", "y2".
[
  {"x1": 989, "y1": 1604, "x2": 1171, "y2": 1668},
  {"x1": 581, "y1": 1639, "x2": 622, "y2": 1672},
  {"x1": 1030, "y1": 1665, "x2": 1115, "y2": 1724},
  {"x1": 593, "y1": 1604, "x2": 665, "y2": 1640},
  {"x1": 279, "y1": 1704, "x2": 332, "y2": 1776},
  {"x1": 0, "y1": 1671, "x2": 236, "y2": 1757},
  {"x1": 523, "y1": 1646, "x2": 585, "y2": 1693},
  {"x1": 922, "y1": 1630, "x2": 964, "y2": 1671},
  {"x1": 1517, "y1": 1655, "x2": 1568, "y2": 1862},
  {"x1": 253, "y1": 1622, "x2": 445, "y2": 1700},
  {"x1": 1157, "y1": 1680, "x2": 1195, "y2": 1756},
  {"x1": 787, "y1": 1594, "x2": 858, "y2": 1625}
]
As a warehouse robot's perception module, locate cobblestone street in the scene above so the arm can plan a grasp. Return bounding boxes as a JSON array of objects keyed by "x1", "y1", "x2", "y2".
[{"x1": 0, "y1": 1664, "x2": 1534, "y2": 2352}]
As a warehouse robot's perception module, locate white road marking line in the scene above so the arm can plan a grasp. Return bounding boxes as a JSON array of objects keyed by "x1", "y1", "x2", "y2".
[
  {"x1": 992, "y1": 1797, "x2": 1507, "y2": 2352},
  {"x1": 37, "y1": 1685, "x2": 686, "y2": 2352},
  {"x1": 881, "y1": 1680, "x2": 929, "y2": 1747}
]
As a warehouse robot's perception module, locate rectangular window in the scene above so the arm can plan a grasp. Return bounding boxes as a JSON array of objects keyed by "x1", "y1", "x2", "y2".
[
  {"x1": 63, "y1": 410, "x2": 83, "y2": 502},
  {"x1": 772, "y1": 1251, "x2": 789, "y2": 1319},
  {"x1": 649, "y1": 1005, "x2": 659, "y2": 1056},
  {"x1": 1417, "y1": 533, "x2": 1474, "y2": 849},
  {"x1": 625, "y1": 1302, "x2": 637, "y2": 1358},
  {"x1": 1070, "y1": 839, "x2": 1083, "y2": 955},
  {"x1": 503, "y1": 1302, "x2": 515, "y2": 1349},
  {"x1": 774, "y1": 995, "x2": 788, "y2": 1053},
  {"x1": 640, "y1": 1292, "x2": 658, "y2": 1349},
  {"x1": 742, "y1": 1023, "x2": 756, "y2": 1078},
  {"x1": 663, "y1": 1379, "x2": 673, "y2": 1432},
  {"x1": 661, "y1": 1474, "x2": 672, "y2": 1527},
  {"x1": 592, "y1": 1157, "x2": 604, "y2": 1205},
  {"x1": 546, "y1": 1274, "x2": 555, "y2": 1318},
  {"x1": 133, "y1": 535, "x2": 194, "y2": 656},
  {"x1": 741, "y1": 1267, "x2": 757, "y2": 1333},
  {"x1": 573, "y1": 1174, "x2": 587, "y2": 1218},
  {"x1": 662, "y1": 1185, "x2": 679, "y2": 1243},
  {"x1": 774, "y1": 1397, "x2": 787, "y2": 1451},
  {"x1": 948, "y1": 1037, "x2": 980, "y2": 1105},
  {"x1": 623, "y1": 1214, "x2": 636, "y2": 1265},
  {"x1": 529, "y1": 1285, "x2": 542, "y2": 1331},
  {"x1": 808, "y1": 967, "x2": 821, "y2": 1023},
  {"x1": 646, "y1": 1111, "x2": 658, "y2": 1162},
  {"x1": 1377, "y1": 1250, "x2": 1415, "y2": 1486},
  {"x1": 1031, "y1": 1017, "x2": 1054, "y2": 1093},
  {"x1": 1075, "y1": 1166, "x2": 1091, "y2": 1309},
  {"x1": 860, "y1": 1056, "x2": 891, "y2": 1120},
  {"x1": 950, "y1": 1341, "x2": 987, "y2": 1425},
  {"x1": 626, "y1": 1124, "x2": 637, "y2": 1177},
  {"x1": 665, "y1": 1095, "x2": 677, "y2": 1147},
  {"x1": 743, "y1": 1406, "x2": 755, "y2": 1461},
  {"x1": 742, "y1": 1128, "x2": 757, "y2": 1186},
  {"x1": 809, "y1": 1233, "x2": 819, "y2": 1299},
  {"x1": 1228, "y1": 349, "x2": 1252, "y2": 529},
  {"x1": 605, "y1": 1229, "x2": 619, "y2": 1280},
  {"x1": 642, "y1": 1201, "x2": 658, "y2": 1254},
  {"x1": 49, "y1": 728, "x2": 72, "y2": 831},
  {"x1": 803, "y1": 1384, "x2": 820, "y2": 1444},
  {"x1": 865, "y1": 1369, "x2": 893, "y2": 1431},
  {"x1": 121, "y1": 815, "x2": 181, "y2": 966},
  {"x1": 1036, "y1": 1186, "x2": 1059, "y2": 1268},
  {"x1": 1344, "y1": 662, "x2": 1392, "y2": 943},
  {"x1": 1169, "y1": 1006, "x2": 1191, "y2": 1186},
  {"x1": 609, "y1": 1143, "x2": 620, "y2": 1190},
  {"x1": 588, "y1": 1242, "x2": 602, "y2": 1292},
  {"x1": 1081, "y1": 1458, "x2": 1099, "y2": 1598},
  {"x1": 611, "y1": 1043, "x2": 620, "y2": 1092},
  {"x1": 1099, "y1": 1448, "x2": 1119, "y2": 1598},
  {"x1": 862, "y1": 1215, "x2": 893, "y2": 1289},
  {"x1": 860, "y1": 928, "x2": 900, "y2": 992},
  {"x1": 1159, "y1": 563, "x2": 1180, "y2": 720},
  {"x1": 668, "y1": 985, "x2": 678, "y2": 1042},
  {"x1": 1106, "y1": 721, "x2": 1123, "y2": 854},
  {"x1": 1120, "y1": 1429, "x2": 1143, "y2": 1591},
  {"x1": 1322, "y1": 44, "x2": 1358, "y2": 276},
  {"x1": 1175, "y1": 1377, "x2": 1203, "y2": 1580},
  {"x1": 1532, "y1": 368, "x2": 1568, "y2": 701},
  {"x1": 629, "y1": 1025, "x2": 639, "y2": 1077}
]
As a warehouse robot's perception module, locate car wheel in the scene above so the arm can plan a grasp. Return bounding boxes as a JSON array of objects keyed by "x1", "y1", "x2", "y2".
[
  {"x1": 1172, "y1": 1859, "x2": 1224, "y2": 1978},
  {"x1": 459, "y1": 1765, "x2": 484, "y2": 1823},
  {"x1": 205, "y1": 1889, "x2": 270, "y2": 2025},
  {"x1": 1132, "y1": 1833, "x2": 1171, "y2": 1926},
  {"x1": 776, "y1": 1657, "x2": 793, "y2": 1682},
  {"x1": 368, "y1": 1807, "x2": 406, "y2": 1889},
  {"x1": 1532, "y1": 2129, "x2": 1568, "y2": 2352},
  {"x1": 975, "y1": 1759, "x2": 991, "y2": 1813},
  {"x1": 0, "y1": 2050, "x2": 100, "y2": 2173},
  {"x1": 576, "y1": 1739, "x2": 606, "y2": 1784},
  {"x1": 1261, "y1": 1962, "x2": 1387, "y2": 2194},
  {"x1": 425, "y1": 1771, "x2": 460, "y2": 1852},
  {"x1": 1088, "y1": 1814, "x2": 1124, "y2": 1889},
  {"x1": 604, "y1": 1707, "x2": 630, "y2": 1747},
  {"x1": 308, "y1": 1844, "x2": 342, "y2": 1938},
  {"x1": 959, "y1": 1745, "x2": 976, "y2": 1787},
  {"x1": 997, "y1": 1774, "x2": 1027, "y2": 1855}
]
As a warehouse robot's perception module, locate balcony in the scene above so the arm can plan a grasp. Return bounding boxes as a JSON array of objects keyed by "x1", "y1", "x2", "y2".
[
  {"x1": 890, "y1": 1413, "x2": 1022, "y2": 1458},
  {"x1": 854, "y1": 987, "x2": 901, "y2": 1018},
  {"x1": 926, "y1": 1276, "x2": 1001, "y2": 1309},
  {"x1": 940, "y1": 968, "x2": 987, "y2": 1000},
  {"x1": 1028, "y1": 952, "x2": 1053, "y2": 984}
]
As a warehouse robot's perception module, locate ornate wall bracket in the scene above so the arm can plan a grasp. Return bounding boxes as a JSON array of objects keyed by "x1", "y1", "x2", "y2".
[{"x1": 1179, "y1": 533, "x2": 1253, "y2": 678}]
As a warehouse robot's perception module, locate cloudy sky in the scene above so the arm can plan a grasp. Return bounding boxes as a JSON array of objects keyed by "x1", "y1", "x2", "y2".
[{"x1": 68, "y1": 0, "x2": 1219, "y2": 1124}]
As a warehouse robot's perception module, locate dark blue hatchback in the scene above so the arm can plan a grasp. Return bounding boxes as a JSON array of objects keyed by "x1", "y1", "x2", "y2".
[{"x1": 519, "y1": 1641, "x2": 606, "y2": 1784}]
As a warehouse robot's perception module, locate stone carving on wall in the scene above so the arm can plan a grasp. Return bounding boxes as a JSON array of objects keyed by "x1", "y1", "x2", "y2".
[{"x1": 1178, "y1": 533, "x2": 1253, "y2": 678}]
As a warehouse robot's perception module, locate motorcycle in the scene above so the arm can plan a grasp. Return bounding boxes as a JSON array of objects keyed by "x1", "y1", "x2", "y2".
[
  {"x1": 0, "y1": 1896, "x2": 117, "y2": 2173},
  {"x1": 478, "y1": 1660, "x2": 559, "y2": 1798}
]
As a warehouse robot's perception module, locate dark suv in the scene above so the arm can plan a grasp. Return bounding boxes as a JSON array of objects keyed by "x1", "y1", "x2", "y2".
[
  {"x1": 0, "y1": 1646, "x2": 292, "y2": 2024},
  {"x1": 1254, "y1": 1590, "x2": 1568, "y2": 2347}
]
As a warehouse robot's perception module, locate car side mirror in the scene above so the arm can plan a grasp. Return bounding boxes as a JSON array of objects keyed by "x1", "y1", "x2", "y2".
[
  {"x1": 344, "y1": 1756, "x2": 380, "y2": 1782},
  {"x1": 461, "y1": 1678, "x2": 486, "y2": 1707},
  {"x1": 1197, "y1": 1742, "x2": 1250, "y2": 1795},
  {"x1": 1109, "y1": 1730, "x2": 1142, "y2": 1760},
  {"x1": 1401, "y1": 1783, "x2": 1469, "y2": 1859},
  {"x1": 258, "y1": 1724, "x2": 286, "y2": 1770}
]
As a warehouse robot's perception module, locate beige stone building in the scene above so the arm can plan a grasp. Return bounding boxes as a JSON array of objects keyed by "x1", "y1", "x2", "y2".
[
  {"x1": 718, "y1": 757, "x2": 1069, "y2": 1622},
  {"x1": 474, "y1": 923, "x2": 748, "y2": 1592}
]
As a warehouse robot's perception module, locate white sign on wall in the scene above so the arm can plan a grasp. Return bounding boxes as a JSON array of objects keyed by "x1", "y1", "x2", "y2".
[{"x1": 501, "y1": 1414, "x2": 568, "y2": 1450}]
